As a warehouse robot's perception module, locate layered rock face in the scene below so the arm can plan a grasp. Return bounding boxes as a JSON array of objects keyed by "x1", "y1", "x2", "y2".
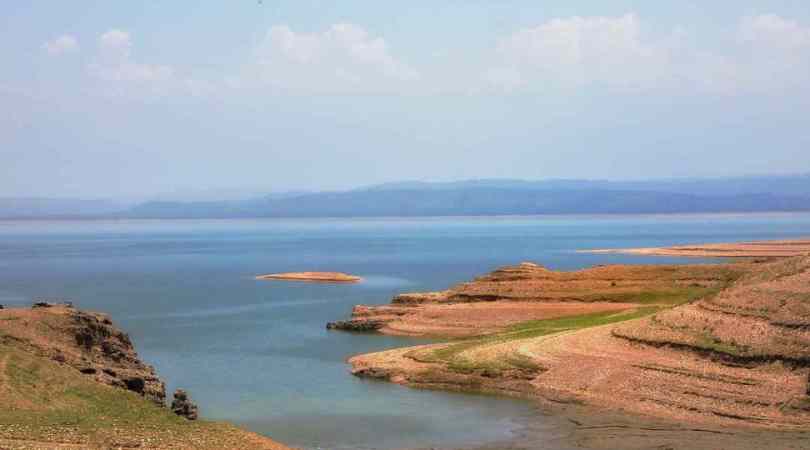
[
  {"x1": 331, "y1": 261, "x2": 742, "y2": 337},
  {"x1": 614, "y1": 256, "x2": 810, "y2": 365},
  {"x1": 347, "y1": 256, "x2": 810, "y2": 428},
  {"x1": 0, "y1": 304, "x2": 166, "y2": 405}
]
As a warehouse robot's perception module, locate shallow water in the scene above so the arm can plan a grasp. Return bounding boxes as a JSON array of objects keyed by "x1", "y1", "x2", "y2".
[{"x1": 1, "y1": 213, "x2": 809, "y2": 449}]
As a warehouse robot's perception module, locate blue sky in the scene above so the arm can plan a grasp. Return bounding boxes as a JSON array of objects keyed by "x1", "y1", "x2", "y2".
[{"x1": 1, "y1": 1, "x2": 809, "y2": 199}]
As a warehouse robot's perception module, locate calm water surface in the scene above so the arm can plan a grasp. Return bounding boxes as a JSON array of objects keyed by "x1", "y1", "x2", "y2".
[{"x1": 1, "y1": 214, "x2": 809, "y2": 449}]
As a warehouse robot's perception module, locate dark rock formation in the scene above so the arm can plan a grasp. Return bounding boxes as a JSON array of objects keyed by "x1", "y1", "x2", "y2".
[
  {"x1": 326, "y1": 320, "x2": 385, "y2": 332},
  {"x1": 171, "y1": 389, "x2": 199, "y2": 420},
  {"x1": 6, "y1": 305, "x2": 167, "y2": 405},
  {"x1": 32, "y1": 300, "x2": 73, "y2": 308},
  {"x1": 64, "y1": 309, "x2": 166, "y2": 405}
]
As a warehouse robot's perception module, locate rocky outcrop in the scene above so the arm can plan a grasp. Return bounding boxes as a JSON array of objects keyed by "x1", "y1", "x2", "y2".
[
  {"x1": 391, "y1": 291, "x2": 450, "y2": 305},
  {"x1": 32, "y1": 300, "x2": 73, "y2": 308},
  {"x1": 171, "y1": 389, "x2": 199, "y2": 420},
  {"x1": 326, "y1": 320, "x2": 385, "y2": 332},
  {"x1": 0, "y1": 304, "x2": 166, "y2": 405},
  {"x1": 68, "y1": 308, "x2": 166, "y2": 404}
]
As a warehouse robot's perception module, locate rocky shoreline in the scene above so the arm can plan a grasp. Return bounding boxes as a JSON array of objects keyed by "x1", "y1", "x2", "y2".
[{"x1": 0, "y1": 302, "x2": 291, "y2": 450}]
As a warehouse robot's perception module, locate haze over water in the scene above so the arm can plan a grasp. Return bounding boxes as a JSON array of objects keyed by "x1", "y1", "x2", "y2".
[{"x1": 1, "y1": 213, "x2": 809, "y2": 449}]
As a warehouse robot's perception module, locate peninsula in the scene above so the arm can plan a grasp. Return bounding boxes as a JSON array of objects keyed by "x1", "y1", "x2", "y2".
[
  {"x1": 331, "y1": 252, "x2": 810, "y2": 435},
  {"x1": 255, "y1": 271, "x2": 362, "y2": 283}
]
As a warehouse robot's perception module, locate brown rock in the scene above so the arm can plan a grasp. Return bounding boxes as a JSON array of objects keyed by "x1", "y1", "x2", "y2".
[
  {"x1": 0, "y1": 305, "x2": 166, "y2": 405},
  {"x1": 806, "y1": 371, "x2": 810, "y2": 397}
]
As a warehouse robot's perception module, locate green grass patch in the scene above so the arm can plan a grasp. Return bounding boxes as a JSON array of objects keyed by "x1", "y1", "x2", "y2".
[
  {"x1": 582, "y1": 286, "x2": 720, "y2": 306},
  {"x1": 695, "y1": 333, "x2": 752, "y2": 357},
  {"x1": 413, "y1": 306, "x2": 662, "y2": 375},
  {"x1": 0, "y1": 343, "x2": 195, "y2": 442}
]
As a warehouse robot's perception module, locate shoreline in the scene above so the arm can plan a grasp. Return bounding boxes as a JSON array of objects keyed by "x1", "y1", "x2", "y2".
[
  {"x1": 336, "y1": 251, "x2": 810, "y2": 446},
  {"x1": 448, "y1": 403, "x2": 810, "y2": 450},
  {"x1": 581, "y1": 238, "x2": 810, "y2": 258}
]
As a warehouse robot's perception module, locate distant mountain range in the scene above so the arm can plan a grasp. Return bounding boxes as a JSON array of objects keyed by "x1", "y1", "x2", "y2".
[{"x1": 4, "y1": 175, "x2": 810, "y2": 219}]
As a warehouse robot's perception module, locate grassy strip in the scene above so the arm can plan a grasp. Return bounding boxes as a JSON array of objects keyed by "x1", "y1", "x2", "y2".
[
  {"x1": 408, "y1": 307, "x2": 661, "y2": 375},
  {"x1": 580, "y1": 286, "x2": 722, "y2": 305},
  {"x1": 0, "y1": 343, "x2": 264, "y2": 449},
  {"x1": 410, "y1": 272, "x2": 744, "y2": 378}
]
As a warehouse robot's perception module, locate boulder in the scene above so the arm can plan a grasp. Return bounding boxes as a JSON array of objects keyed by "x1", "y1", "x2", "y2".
[{"x1": 171, "y1": 389, "x2": 199, "y2": 420}]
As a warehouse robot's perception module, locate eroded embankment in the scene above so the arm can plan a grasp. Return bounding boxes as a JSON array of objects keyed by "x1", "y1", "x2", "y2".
[
  {"x1": 328, "y1": 261, "x2": 742, "y2": 337},
  {"x1": 0, "y1": 304, "x2": 292, "y2": 450},
  {"x1": 340, "y1": 258, "x2": 810, "y2": 429}
]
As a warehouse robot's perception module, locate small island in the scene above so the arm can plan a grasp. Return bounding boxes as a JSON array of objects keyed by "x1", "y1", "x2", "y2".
[{"x1": 255, "y1": 271, "x2": 363, "y2": 283}]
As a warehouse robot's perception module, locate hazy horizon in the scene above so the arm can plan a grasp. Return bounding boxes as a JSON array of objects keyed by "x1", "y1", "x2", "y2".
[
  {"x1": 0, "y1": 173, "x2": 808, "y2": 203},
  {"x1": 2, "y1": 1, "x2": 809, "y2": 198}
]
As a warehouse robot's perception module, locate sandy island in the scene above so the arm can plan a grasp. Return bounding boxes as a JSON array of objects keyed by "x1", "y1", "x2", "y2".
[
  {"x1": 582, "y1": 238, "x2": 810, "y2": 258},
  {"x1": 255, "y1": 271, "x2": 362, "y2": 283}
]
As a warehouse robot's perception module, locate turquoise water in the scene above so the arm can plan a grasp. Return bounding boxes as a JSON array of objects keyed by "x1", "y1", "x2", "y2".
[{"x1": 1, "y1": 213, "x2": 809, "y2": 449}]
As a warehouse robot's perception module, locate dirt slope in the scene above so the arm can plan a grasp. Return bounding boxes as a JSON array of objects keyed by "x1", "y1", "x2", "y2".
[
  {"x1": 347, "y1": 257, "x2": 810, "y2": 430},
  {"x1": 0, "y1": 305, "x2": 292, "y2": 450}
]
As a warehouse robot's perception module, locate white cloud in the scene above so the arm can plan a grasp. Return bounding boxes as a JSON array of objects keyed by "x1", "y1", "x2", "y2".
[
  {"x1": 244, "y1": 23, "x2": 419, "y2": 93},
  {"x1": 733, "y1": 14, "x2": 810, "y2": 92},
  {"x1": 486, "y1": 13, "x2": 810, "y2": 95},
  {"x1": 89, "y1": 30, "x2": 173, "y2": 83},
  {"x1": 42, "y1": 35, "x2": 79, "y2": 55},
  {"x1": 491, "y1": 14, "x2": 668, "y2": 89},
  {"x1": 739, "y1": 14, "x2": 810, "y2": 50}
]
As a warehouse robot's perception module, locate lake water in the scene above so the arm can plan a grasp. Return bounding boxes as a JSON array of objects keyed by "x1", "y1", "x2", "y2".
[{"x1": 1, "y1": 213, "x2": 809, "y2": 449}]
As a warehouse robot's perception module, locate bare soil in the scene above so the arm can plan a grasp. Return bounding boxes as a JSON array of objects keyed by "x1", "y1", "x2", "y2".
[
  {"x1": 584, "y1": 238, "x2": 810, "y2": 258},
  {"x1": 344, "y1": 256, "x2": 810, "y2": 435},
  {"x1": 255, "y1": 271, "x2": 362, "y2": 283}
]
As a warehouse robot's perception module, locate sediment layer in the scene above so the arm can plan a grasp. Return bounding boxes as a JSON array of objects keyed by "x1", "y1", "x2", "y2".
[
  {"x1": 343, "y1": 257, "x2": 810, "y2": 429},
  {"x1": 584, "y1": 238, "x2": 810, "y2": 258},
  {"x1": 334, "y1": 261, "x2": 743, "y2": 337}
]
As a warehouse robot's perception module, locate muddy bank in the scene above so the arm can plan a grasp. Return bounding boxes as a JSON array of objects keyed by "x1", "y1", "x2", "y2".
[{"x1": 446, "y1": 405, "x2": 810, "y2": 450}]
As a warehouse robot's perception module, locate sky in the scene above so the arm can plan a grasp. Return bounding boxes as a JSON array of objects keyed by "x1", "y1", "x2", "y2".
[{"x1": 1, "y1": 1, "x2": 809, "y2": 199}]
